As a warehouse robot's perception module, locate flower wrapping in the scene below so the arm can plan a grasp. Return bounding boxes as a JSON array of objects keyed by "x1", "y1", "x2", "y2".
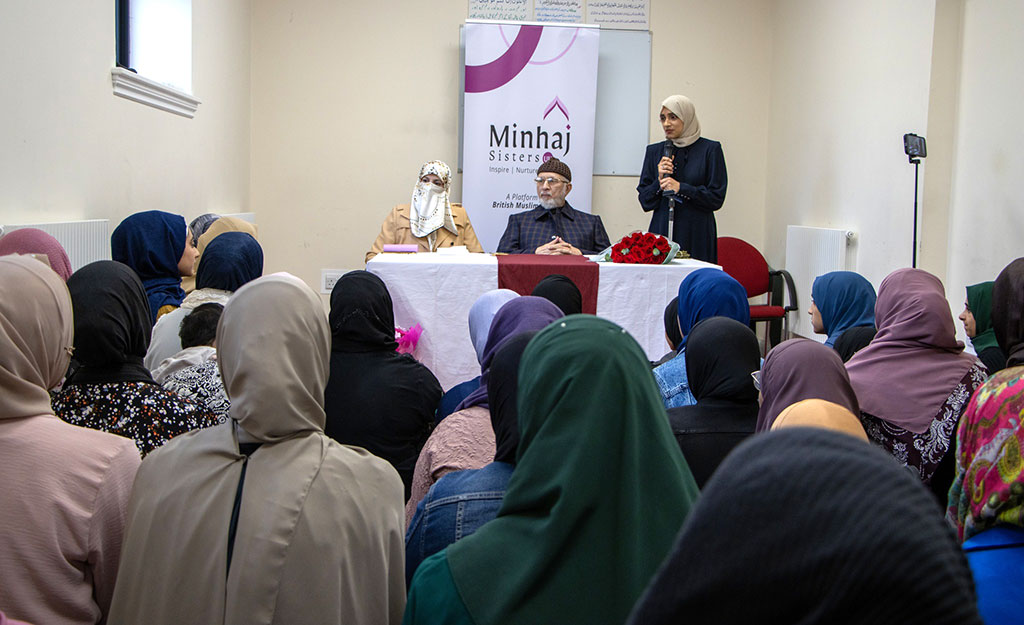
[
  {"x1": 395, "y1": 323, "x2": 423, "y2": 355},
  {"x1": 597, "y1": 231, "x2": 681, "y2": 265}
]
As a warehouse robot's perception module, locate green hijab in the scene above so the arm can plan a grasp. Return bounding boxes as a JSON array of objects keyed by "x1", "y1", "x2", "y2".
[
  {"x1": 967, "y1": 282, "x2": 999, "y2": 353},
  {"x1": 447, "y1": 315, "x2": 699, "y2": 625}
]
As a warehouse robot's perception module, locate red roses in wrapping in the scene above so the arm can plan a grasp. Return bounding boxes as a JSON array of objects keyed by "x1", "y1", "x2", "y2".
[{"x1": 610, "y1": 231, "x2": 673, "y2": 264}]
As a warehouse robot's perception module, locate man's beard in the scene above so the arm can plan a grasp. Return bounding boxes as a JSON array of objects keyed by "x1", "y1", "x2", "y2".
[{"x1": 539, "y1": 197, "x2": 565, "y2": 210}]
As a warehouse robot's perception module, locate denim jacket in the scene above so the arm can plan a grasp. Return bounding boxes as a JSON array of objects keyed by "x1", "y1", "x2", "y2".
[
  {"x1": 405, "y1": 461, "x2": 514, "y2": 585},
  {"x1": 652, "y1": 348, "x2": 696, "y2": 409}
]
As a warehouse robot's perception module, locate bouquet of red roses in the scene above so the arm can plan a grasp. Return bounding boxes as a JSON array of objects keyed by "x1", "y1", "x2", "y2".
[{"x1": 599, "y1": 231, "x2": 682, "y2": 265}]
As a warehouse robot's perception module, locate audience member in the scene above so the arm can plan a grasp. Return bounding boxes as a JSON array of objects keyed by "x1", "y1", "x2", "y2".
[
  {"x1": 145, "y1": 230, "x2": 262, "y2": 370},
  {"x1": 666, "y1": 316, "x2": 760, "y2": 488},
  {"x1": 159, "y1": 303, "x2": 231, "y2": 423},
  {"x1": 107, "y1": 274, "x2": 406, "y2": 625},
  {"x1": 770, "y1": 399, "x2": 868, "y2": 441},
  {"x1": 404, "y1": 316, "x2": 699, "y2": 625},
  {"x1": 180, "y1": 212, "x2": 221, "y2": 292},
  {"x1": 366, "y1": 160, "x2": 484, "y2": 262},
  {"x1": 530, "y1": 273, "x2": 583, "y2": 315},
  {"x1": 947, "y1": 366, "x2": 1024, "y2": 625},
  {"x1": 0, "y1": 227, "x2": 72, "y2": 281},
  {"x1": 846, "y1": 268, "x2": 986, "y2": 501},
  {"x1": 406, "y1": 331, "x2": 535, "y2": 585},
  {"x1": 111, "y1": 210, "x2": 198, "y2": 323},
  {"x1": 755, "y1": 338, "x2": 860, "y2": 432},
  {"x1": 323, "y1": 270, "x2": 441, "y2": 500},
  {"x1": 960, "y1": 281, "x2": 1007, "y2": 375},
  {"x1": 651, "y1": 296, "x2": 683, "y2": 367},
  {"x1": 809, "y1": 270, "x2": 876, "y2": 348},
  {"x1": 51, "y1": 261, "x2": 218, "y2": 456},
  {"x1": 405, "y1": 296, "x2": 563, "y2": 525},
  {"x1": 435, "y1": 289, "x2": 519, "y2": 424},
  {"x1": 992, "y1": 257, "x2": 1024, "y2": 368},
  {"x1": 627, "y1": 428, "x2": 982, "y2": 625},
  {"x1": 653, "y1": 268, "x2": 750, "y2": 408},
  {"x1": 0, "y1": 255, "x2": 141, "y2": 625},
  {"x1": 832, "y1": 325, "x2": 877, "y2": 362}
]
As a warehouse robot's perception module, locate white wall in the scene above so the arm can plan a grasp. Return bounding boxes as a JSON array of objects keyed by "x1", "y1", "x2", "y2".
[
  {"x1": 0, "y1": 1, "x2": 251, "y2": 233},
  {"x1": 250, "y1": 0, "x2": 773, "y2": 293}
]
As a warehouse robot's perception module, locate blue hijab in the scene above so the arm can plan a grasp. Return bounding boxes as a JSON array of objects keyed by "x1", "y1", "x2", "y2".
[
  {"x1": 811, "y1": 271, "x2": 876, "y2": 347},
  {"x1": 111, "y1": 210, "x2": 187, "y2": 324},
  {"x1": 677, "y1": 269, "x2": 750, "y2": 347},
  {"x1": 196, "y1": 231, "x2": 263, "y2": 292}
]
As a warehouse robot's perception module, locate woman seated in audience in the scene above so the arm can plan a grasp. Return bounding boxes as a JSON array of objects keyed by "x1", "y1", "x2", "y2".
[
  {"x1": 846, "y1": 268, "x2": 987, "y2": 501},
  {"x1": 667, "y1": 317, "x2": 761, "y2": 488},
  {"x1": 769, "y1": 398, "x2": 868, "y2": 440},
  {"x1": 947, "y1": 366, "x2": 1024, "y2": 625},
  {"x1": 404, "y1": 316, "x2": 699, "y2": 625},
  {"x1": 366, "y1": 161, "x2": 484, "y2": 262},
  {"x1": 992, "y1": 257, "x2": 1024, "y2": 368},
  {"x1": 0, "y1": 256, "x2": 141, "y2": 625},
  {"x1": 146, "y1": 230, "x2": 263, "y2": 370},
  {"x1": 530, "y1": 273, "x2": 583, "y2": 315},
  {"x1": 406, "y1": 331, "x2": 534, "y2": 585},
  {"x1": 107, "y1": 274, "x2": 406, "y2": 625},
  {"x1": 832, "y1": 325, "x2": 877, "y2": 362},
  {"x1": 51, "y1": 261, "x2": 218, "y2": 457},
  {"x1": 405, "y1": 296, "x2": 563, "y2": 525},
  {"x1": 179, "y1": 212, "x2": 220, "y2": 292},
  {"x1": 627, "y1": 428, "x2": 982, "y2": 625},
  {"x1": 435, "y1": 289, "x2": 519, "y2": 424},
  {"x1": 111, "y1": 210, "x2": 199, "y2": 324},
  {"x1": 808, "y1": 270, "x2": 876, "y2": 348},
  {"x1": 159, "y1": 303, "x2": 231, "y2": 423},
  {"x1": 0, "y1": 227, "x2": 72, "y2": 281},
  {"x1": 324, "y1": 271, "x2": 441, "y2": 500},
  {"x1": 652, "y1": 297, "x2": 683, "y2": 367},
  {"x1": 959, "y1": 281, "x2": 1007, "y2": 375},
  {"x1": 755, "y1": 338, "x2": 861, "y2": 432},
  {"x1": 653, "y1": 268, "x2": 750, "y2": 409}
]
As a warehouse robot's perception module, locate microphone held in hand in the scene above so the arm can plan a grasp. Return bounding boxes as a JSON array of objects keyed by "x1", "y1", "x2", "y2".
[{"x1": 661, "y1": 141, "x2": 676, "y2": 198}]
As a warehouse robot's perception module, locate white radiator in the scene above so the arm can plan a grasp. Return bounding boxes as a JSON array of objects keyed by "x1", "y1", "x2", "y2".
[
  {"x1": 785, "y1": 226, "x2": 855, "y2": 340},
  {"x1": 0, "y1": 220, "x2": 111, "y2": 273}
]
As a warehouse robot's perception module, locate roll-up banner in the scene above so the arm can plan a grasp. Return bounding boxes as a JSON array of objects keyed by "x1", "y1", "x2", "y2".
[{"x1": 462, "y1": 21, "x2": 600, "y2": 251}]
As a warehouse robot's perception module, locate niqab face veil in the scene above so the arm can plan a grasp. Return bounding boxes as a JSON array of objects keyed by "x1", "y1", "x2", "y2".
[{"x1": 409, "y1": 160, "x2": 457, "y2": 243}]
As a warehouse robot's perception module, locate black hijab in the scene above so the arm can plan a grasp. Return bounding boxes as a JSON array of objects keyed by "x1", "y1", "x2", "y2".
[
  {"x1": 833, "y1": 325, "x2": 877, "y2": 362},
  {"x1": 531, "y1": 274, "x2": 582, "y2": 316},
  {"x1": 992, "y1": 257, "x2": 1024, "y2": 367},
  {"x1": 329, "y1": 270, "x2": 398, "y2": 352},
  {"x1": 664, "y1": 297, "x2": 683, "y2": 351},
  {"x1": 486, "y1": 331, "x2": 536, "y2": 465},
  {"x1": 627, "y1": 428, "x2": 983, "y2": 625},
  {"x1": 65, "y1": 260, "x2": 155, "y2": 385},
  {"x1": 666, "y1": 317, "x2": 760, "y2": 487}
]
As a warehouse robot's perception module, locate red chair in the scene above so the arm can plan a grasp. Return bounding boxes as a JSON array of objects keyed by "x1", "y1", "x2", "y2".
[{"x1": 716, "y1": 237, "x2": 798, "y2": 352}]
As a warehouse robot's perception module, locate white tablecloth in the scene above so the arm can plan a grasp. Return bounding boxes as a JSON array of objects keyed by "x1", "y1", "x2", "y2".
[{"x1": 366, "y1": 253, "x2": 720, "y2": 390}]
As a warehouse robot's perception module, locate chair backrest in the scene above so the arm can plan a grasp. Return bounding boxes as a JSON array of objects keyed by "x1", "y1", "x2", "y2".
[{"x1": 717, "y1": 237, "x2": 770, "y2": 298}]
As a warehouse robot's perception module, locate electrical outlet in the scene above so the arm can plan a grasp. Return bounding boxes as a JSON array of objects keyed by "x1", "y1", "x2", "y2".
[{"x1": 321, "y1": 269, "x2": 346, "y2": 294}]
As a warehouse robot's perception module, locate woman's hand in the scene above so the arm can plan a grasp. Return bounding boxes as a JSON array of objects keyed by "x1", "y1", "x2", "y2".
[
  {"x1": 657, "y1": 156, "x2": 674, "y2": 178},
  {"x1": 659, "y1": 177, "x2": 680, "y2": 193}
]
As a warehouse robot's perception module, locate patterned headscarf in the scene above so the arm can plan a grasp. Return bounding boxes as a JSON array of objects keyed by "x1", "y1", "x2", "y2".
[
  {"x1": 948, "y1": 366, "x2": 1024, "y2": 542},
  {"x1": 409, "y1": 160, "x2": 456, "y2": 241}
]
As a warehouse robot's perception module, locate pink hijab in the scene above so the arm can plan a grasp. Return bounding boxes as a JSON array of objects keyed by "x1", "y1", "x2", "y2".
[
  {"x1": 0, "y1": 228, "x2": 73, "y2": 281},
  {"x1": 845, "y1": 268, "x2": 977, "y2": 433}
]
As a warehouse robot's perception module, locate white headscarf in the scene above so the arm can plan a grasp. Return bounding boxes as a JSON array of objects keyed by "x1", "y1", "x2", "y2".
[
  {"x1": 409, "y1": 160, "x2": 457, "y2": 246},
  {"x1": 661, "y1": 95, "x2": 702, "y2": 148}
]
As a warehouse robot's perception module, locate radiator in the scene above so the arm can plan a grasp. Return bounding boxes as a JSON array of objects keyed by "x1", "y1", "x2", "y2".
[
  {"x1": 785, "y1": 226, "x2": 855, "y2": 341},
  {"x1": 1, "y1": 219, "x2": 111, "y2": 273}
]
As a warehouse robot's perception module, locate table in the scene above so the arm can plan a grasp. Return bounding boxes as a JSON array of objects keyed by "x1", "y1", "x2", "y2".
[{"x1": 366, "y1": 253, "x2": 720, "y2": 390}]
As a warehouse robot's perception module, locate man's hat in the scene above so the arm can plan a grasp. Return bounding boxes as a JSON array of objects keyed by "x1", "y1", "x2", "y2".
[{"x1": 537, "y1": 157, "x2": 571, "y2": 182}]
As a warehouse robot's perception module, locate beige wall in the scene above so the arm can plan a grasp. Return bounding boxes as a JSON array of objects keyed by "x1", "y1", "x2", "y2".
[
  {"x1": 0, "y1": 1, "x2": 251, "y2": 231},
  {"x1": 251, "y1": 0, "x2": 773, "y2": 291}
]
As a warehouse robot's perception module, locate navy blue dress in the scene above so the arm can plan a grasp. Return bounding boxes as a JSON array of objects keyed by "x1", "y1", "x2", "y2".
[{"x1": 637, "y1": 138, "x2": 727, "y2": 263}]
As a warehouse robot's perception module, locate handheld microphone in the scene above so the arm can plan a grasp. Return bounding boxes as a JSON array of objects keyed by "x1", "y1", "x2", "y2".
[{"x1": 660, "y1": 141, "x2": 675, "y2": 180}]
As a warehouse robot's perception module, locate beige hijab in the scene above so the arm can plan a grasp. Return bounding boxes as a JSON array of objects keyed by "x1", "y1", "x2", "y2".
[
  {"x1": 770, "y1": 399, "x2": 869, "y2": 441},
  {"x1": 0, "y1": 255, "x2": 73, "y2": 420},
  {"x1": 662, "y1": 95, "x2": 702, "y2": 148},
  {"x1": 108, "y1": 274, "x2": 406, "y2": 625},
  {"x1": 183, "y1": 216, "x2": 260, "y2": 293}
]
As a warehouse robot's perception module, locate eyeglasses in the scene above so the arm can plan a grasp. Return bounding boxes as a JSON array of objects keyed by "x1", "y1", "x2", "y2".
[
  {"x1": 534, "y1": 177, "x2": 567, "y2": 187},
  {"x1": 751, "y1": 370, "x2": 762, "y2": 392}
]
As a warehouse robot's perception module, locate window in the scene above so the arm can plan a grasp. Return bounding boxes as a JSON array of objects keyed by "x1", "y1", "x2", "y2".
[{"x1": 112, "y1": 0, "x2": 200, "y2": 117}]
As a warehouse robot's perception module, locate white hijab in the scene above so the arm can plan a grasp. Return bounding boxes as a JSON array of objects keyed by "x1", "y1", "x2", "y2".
[
  {"x1": 662, "y1": 95, "x2": 702, "y2": 148},
  {"x1": 109, "y1": 274, "x2": 406, "y2": 625},
  {"x1": 409, "y1": 160, "x2": 457, "y2": 245}
]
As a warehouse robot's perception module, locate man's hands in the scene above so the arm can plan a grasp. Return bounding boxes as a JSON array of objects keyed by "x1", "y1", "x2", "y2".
[{"x1": 534, "y1": 236, "x2": 582, "y2": 255}]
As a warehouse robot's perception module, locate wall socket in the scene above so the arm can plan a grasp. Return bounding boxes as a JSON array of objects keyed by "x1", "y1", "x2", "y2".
[{"x1": 321, "y1": 269, "x2": 346, "y2": 294}]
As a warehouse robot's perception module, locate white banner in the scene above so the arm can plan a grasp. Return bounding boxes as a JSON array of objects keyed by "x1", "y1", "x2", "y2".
[{"x1": 463, "y1": 22, "x2": 600, "y2": 252}]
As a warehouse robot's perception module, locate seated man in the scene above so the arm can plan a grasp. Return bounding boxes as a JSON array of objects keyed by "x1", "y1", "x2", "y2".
[{"x1": 496, "y1": 158, "x2": 611, "y2": 255}]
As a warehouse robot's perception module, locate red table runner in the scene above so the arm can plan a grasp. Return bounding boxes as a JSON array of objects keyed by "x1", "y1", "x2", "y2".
[{"x1": 496, "y1": 254, "x2": 599, "y2": 314}]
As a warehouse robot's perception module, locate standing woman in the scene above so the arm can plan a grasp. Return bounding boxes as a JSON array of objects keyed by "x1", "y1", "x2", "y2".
[{"x1": 637, "y1": 95, "x2": 727, "y2": 263}]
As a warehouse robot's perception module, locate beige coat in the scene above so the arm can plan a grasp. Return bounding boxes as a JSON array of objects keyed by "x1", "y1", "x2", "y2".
[{"x1": 366, "y1": 203, "x2": 484, "y2": 262}]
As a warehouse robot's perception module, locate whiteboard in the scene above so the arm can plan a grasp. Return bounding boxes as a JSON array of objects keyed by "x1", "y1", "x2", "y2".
[{"x1": 459, "y1": 26, "x2": 651, "y2": 177}]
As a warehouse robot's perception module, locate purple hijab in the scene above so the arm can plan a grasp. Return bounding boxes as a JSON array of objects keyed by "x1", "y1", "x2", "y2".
[
  {"x1": 755, "y1": 339, "x2": 860, "y2": 432},
  {"x1": 454, "y1": 296, "x2": 564, "y2": 412},
  {"x1": 845, "y1": 268, "x2": 976, "y2": 433},
  {"x1": 0, "y1": 228, "x2": 73, "y2": 281}
]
